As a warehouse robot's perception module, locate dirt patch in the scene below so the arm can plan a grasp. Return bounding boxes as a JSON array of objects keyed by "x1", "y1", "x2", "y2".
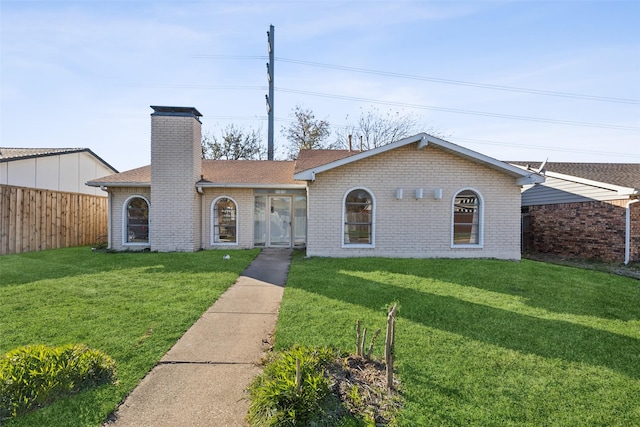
[{"x1": 327, "y1": 355, "x2": 402, "y2": 425}]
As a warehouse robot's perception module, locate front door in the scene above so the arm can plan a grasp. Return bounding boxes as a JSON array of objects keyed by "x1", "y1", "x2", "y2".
[{"x1": 268, "y1": 196, "x2": 292, "y2": 247}]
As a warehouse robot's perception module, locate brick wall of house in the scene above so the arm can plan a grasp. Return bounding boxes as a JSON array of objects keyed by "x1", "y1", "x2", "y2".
[
  {"x1": 306, "y1": 144, "x2": 522, "y2": 260},
  {"x1": 526, "y1": 199, "x2": 639, "y2": 263},
  {"x1": 150, "y1": 111, "x2": 202, "y2": 252}
]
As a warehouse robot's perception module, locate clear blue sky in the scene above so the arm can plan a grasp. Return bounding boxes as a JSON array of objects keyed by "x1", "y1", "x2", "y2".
[{"x1": 2, "y1": 0, "x2": 639, "y2": 172}]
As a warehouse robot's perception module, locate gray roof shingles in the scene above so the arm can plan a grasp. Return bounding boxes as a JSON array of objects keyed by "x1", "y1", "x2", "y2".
[
  {"x1": 0, "y1": 147, "x2": 86, "y2": 161},
  {"x1": 509, "y1": 162, "x2": 640, "y2": 189}
]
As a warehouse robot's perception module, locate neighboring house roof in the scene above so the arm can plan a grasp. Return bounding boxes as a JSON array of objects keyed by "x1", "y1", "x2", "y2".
[
  {"x1": 294, "y1": 133, "x2": 544, "y2": 186},
  {"x1": 509, "y1": 161, "x2": 640, "y2": 189},
  {"x1": 509, "y1": 161, "x2": 640, "y2": 205},
  {"x1": 87, "y1": 160, "x2": 305, "y2": 188},
  {"x1": 0, "y1": 147, "x2": 118, "y2": 173}
]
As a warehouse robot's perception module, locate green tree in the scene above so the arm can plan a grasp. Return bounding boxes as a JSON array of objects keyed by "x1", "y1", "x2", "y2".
[
  {"x1": 281, "y1": 105, "x2": 331, "y2": 159},
  {"x1": 202, "y1": 125, "x2": 266, "y2": 160}
]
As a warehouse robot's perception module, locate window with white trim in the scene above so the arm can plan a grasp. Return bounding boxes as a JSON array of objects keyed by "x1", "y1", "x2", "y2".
[
  {"x1": 125, "y1": 196, "x2": 149, "y2": 243},
  {"x1": 344, "y1": 189, "x2": 374, "y2": 245},
  {"x1": 213, "y1": 197, "x2": 237, "y2": 244},
  {"x1": 452, "y1": 189, "x2": 482, "y2": 246}
]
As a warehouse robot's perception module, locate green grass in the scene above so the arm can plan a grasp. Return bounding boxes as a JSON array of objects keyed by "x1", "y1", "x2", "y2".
[
  {"x1": 0, "y1": 246, "x2": 259, "y2": 426},
  {"x1": 275, "y1": 253, "x2": 640, "y2": 426}
]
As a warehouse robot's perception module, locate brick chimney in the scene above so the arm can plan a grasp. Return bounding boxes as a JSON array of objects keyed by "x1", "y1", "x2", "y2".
[{"x1": 149, "y1": 106, "x2": 202, "y2": 252}]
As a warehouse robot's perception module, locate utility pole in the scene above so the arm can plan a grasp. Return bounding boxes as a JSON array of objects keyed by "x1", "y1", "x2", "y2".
[{"x1": 266, "y1": 25, "x2": 275, "y2": 160}]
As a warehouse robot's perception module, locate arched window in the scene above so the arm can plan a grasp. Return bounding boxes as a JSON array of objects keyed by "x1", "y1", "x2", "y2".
[
  {"x1": 343, "y1": 188, "x2": 374, "y2": 246},
  {"x1": 452, "y1": 189, "x2": 483, "y2": 246},
  {"x1": 124, "y1": 196, "x2": 149, "y2": 244},
  {"x1": 212, "y1": 197, "x2": 237, "y2": 244}
]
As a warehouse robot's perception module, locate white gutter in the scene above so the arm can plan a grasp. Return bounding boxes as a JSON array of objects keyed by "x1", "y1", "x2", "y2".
[
  {"x1": 196, "y1": 183, "x2": 306, "y2": 189},
  {"x1": 87, "y1": 182, "x2": 150, "y2": 188},
  {"x1": 197, "y1": 185, "x2": 204, "y2": 250},
  {"x1": 625, "y1": 199, "x2": 639, "y2": 265},
  {"x1": 100, "y1": 186, "x2": 112, "y2": 250}
]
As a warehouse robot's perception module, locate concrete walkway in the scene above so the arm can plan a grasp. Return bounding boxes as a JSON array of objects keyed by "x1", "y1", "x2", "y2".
[{"x1": 105, "y1": 248, "x2": 292, "y2": 427}]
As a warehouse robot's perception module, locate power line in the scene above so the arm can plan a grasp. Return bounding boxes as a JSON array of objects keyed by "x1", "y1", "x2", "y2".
[
  {"x1": 114, "y1": 83, "x2": 638, "y2": 131},
  {"x1": 275, "y1": 87, "x2": 640, "y2": 132},
  {"x1": 191, "y1": 54, "x2": 640, "y2": 105},
  {"x1": 99, "y1": 112, "x2": 632, "y2": 159},
  {"x1": 276, "y1": 58, "x2": 640, "y2": 105},
  {"x1": 450, "y1": 137, "x2": 639, "y2": 159}
]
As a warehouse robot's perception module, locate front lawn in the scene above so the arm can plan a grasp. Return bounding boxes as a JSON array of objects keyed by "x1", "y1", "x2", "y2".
[
  {"x1": 275, "y1": 253, "x2": 640, "y2": 426},
  {"x1": 0, "y1": 246, "x2": 259, "y2": 426}
]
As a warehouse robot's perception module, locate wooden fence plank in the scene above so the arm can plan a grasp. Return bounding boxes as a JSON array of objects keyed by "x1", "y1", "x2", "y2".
[
  {"x1": 0, "y1": 186, "x2": 9, "y2": 255},
  {"x1": 0, "y1": 184, "x2": 108, "y2": 255}
]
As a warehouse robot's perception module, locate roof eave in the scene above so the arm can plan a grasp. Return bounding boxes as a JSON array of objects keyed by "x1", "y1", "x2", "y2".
[
  {"x1": 1, "y1": 148, "x2": 118, "y2": 173},
  {"x1": 545, "y1": 171, "x2": 637, "y2": 195},
  {"x1": 294, "y1": 132, "x2": 542, "y2": 184},
  {"x1": 516, "y1": 174, "x2": 545, "y2": 186},
  {"x1": 197, "y1": 182, "x2": 306, "y2": 189},
  {"x1": 86, "y1": 182, "x2": 150, "y2": 188}
]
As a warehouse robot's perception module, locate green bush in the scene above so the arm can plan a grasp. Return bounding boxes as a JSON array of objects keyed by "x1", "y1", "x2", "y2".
[
  {"x1": 0, "y1": 344, "x2": 117, "y2": 420},
  {"x1": 247, "y1": 346, "x2": 341, "y2": 426}
]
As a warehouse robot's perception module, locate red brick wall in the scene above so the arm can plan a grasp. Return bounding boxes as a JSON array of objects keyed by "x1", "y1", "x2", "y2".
[{"x1": 525, "y1": 199, "x2": 639, "y2": 263}]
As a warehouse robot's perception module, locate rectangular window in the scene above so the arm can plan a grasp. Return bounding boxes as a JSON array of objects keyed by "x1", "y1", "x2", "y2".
[
  {"x1": 254, "y1": 195, "x2": 266, "y2": 247},
  {"x1": 294, "y1": 196, "x2": 307, "y2": 247}
]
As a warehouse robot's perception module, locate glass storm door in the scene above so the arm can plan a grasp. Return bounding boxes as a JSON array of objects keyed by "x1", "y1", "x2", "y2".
[{"x1": 268, "y1": 196, "x2": 292, "y2": 247}]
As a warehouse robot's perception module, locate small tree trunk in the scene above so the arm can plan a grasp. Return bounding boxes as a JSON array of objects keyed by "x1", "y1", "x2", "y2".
[
  {"x1": 361, "y1": 327, "x2": 367, "y2": 357},
  {"x1": 385, "y1": 304, "x2": 397, "y2": 391},
  {"x1": 366, "y1": 328, "x2": 381, "y2": 359},
  {"x1": 355, "y1": 320, "x2": 361, "y2": 356}
]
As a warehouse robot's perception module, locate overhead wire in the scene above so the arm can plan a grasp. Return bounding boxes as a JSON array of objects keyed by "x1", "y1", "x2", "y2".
[
  {"x1": 188, "y1": 54, "x2": 639, "y2": 158},
  {"x1": 192, "y1": 54, "x2": 640, "y2": 105},
  {"x1": 274, "y1": 87, "x2": 640, "y2": 132}
]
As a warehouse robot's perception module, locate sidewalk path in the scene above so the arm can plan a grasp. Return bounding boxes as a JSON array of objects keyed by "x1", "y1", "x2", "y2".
[{"x1": 106, "y1": 248, "x2": 292, "y2": 427}]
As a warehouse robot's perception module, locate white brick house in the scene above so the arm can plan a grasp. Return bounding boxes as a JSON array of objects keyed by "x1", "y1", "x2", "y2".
[{"x1": 87, "y1": 106, "x2": 544, "y2": 260}]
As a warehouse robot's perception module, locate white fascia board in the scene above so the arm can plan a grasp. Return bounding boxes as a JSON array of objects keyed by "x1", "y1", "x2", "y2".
[
  {"x1": 545, "y1": 171, "x2": 636, "y2": 196},
  {"x1": 294, "y1": 132, "x2": 544, "y2": 185},
  {"x1": 85, "y1": 181, "x2": 150, "y2": 188},
  {"x1": 516, "y1": 175, "x2": 545, "y2": 186},
  {"x1": 197, "y1": 183, "x2": 307, "y2": 190},
  {"x1": 433, "y1": 138, "x2": 544, "y2": 181}
]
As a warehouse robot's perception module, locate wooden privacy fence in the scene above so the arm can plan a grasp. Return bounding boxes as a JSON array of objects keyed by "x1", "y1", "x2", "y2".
[{"x1": 0, "y1": 185, "x2": 108, "y2": 255}]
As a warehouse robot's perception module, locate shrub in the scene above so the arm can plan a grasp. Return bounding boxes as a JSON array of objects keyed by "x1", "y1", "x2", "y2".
[
  {"x1": 0, "y1": 344, "x2": 117, "y2": 420},
  {"x1": 247, "y1": 346, "x2": 341, "y2": 426}
]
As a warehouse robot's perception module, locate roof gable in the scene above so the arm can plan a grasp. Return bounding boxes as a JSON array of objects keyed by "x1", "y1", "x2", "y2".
[
  {"x1": 0, "y1": 147, "x2": 118, "y2": 173},
  {"x1": 294, "y1": 133, "x2": 544, "y2": 186}
]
